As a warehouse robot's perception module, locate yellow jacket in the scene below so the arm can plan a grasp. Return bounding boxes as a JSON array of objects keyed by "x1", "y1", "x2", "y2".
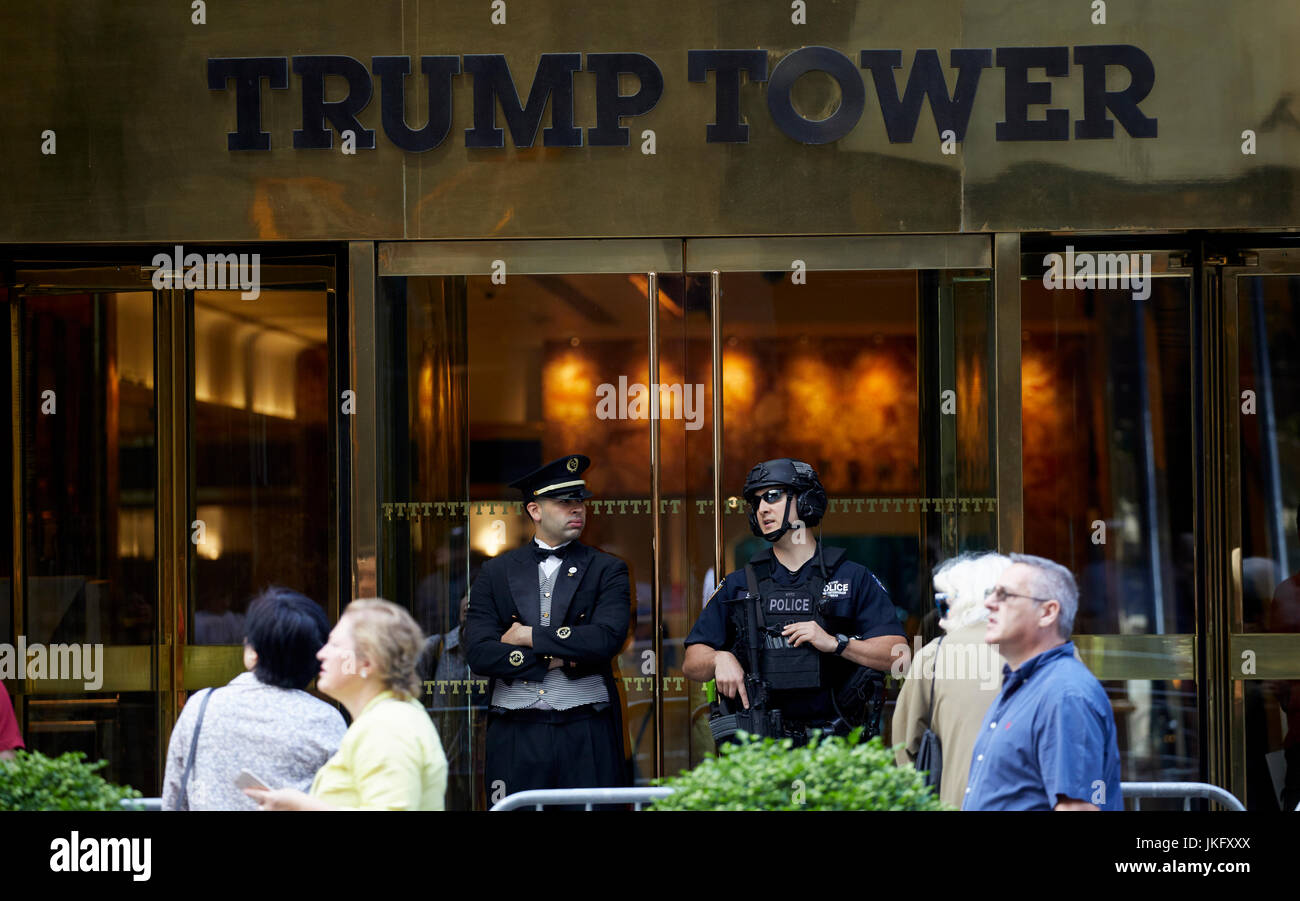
[{"x1": 311, "y1": 691, "x2": 447, "y2": 810}]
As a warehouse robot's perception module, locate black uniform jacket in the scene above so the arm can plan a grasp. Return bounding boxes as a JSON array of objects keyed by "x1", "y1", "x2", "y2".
[{"x1": 464, "y1": 540, "x2": 631, "y2": 732}]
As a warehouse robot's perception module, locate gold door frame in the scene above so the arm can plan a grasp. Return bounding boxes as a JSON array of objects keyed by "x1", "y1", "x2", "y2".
[
  {"x1": 683, "y1": 233, "x2": 1007, "y2": 630},
  {"x1": 367, "y1": 235, "x2": 1006, "y2": 777},
  {"x1": 373, "y1": 238, "x2": 683, "y2": 778},
  {"x1": 1215, "y1": 247, "x2": 1300, "y2": 805},
  {"x1": 7, "y1": 260, "x2": 338, "y2": 784}
]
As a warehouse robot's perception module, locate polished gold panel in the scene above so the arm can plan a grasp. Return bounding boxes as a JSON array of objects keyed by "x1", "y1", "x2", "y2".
[
  {"x1": 13, "y1": 267, "x2": 155, "y2": 292},
  {"x1": 686, "y1": 236, "x2": 989, "y2": 272},
  {"x1": 1072, "y1": 633, "x2": 1196, "y2": 681},
  {"x1": 1228, "y1": 634, "x2": 1300, "y2": 679},
  {"x1": 23, "y1": 646, "x2": 156, "y2": 694},
  {"x1": 380, "y1": 240, "x2": 683, "y2": 276},
  {"x1": 182, "y1": 646, "x2": 247, "y2": 690},
  {"x1": 993, "y1": 233, "x2": 1022, "y2": 554},
  {"x1": 349, "y1": 242, "x2": 378, "y2": 604},
  {"x1": 5, "y1": 1, "x2": 1300, "y2": 240}
]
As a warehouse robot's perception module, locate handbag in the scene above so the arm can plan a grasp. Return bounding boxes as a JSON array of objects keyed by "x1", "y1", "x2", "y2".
[
  {"x1": 177, "y1": 687, "x2": 218, "y2": 810},
  {"x1": 914, "y1": 636, "x2": 943, "y2": 791}
]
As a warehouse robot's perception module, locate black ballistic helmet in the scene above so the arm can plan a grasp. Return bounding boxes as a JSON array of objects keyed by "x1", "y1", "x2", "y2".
[{"x1": 742, "y1": 458, "x2": 828, "y2": 541}]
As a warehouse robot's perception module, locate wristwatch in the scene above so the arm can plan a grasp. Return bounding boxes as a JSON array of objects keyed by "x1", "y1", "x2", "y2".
[{"x1": 833, "y1": 634, "x2": 849, "y2": 656}]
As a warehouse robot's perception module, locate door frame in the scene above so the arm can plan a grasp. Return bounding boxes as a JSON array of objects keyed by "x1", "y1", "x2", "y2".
[
  {"x1": 6, "y1": 256, "x2": 340, "y2": 788},
  {"x1": 367, "y1": 235, "x2": 1004, "y2": 783},
  {"x1": 1210, "y1": 245, "x2": 1300, "y2": 805}
]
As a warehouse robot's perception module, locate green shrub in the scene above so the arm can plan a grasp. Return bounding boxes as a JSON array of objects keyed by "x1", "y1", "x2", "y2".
[
  {"x1": 650, "y1": 731, "x2": 950, "y2": 811},
  {"x1": 0, "y1": 750, "x2": 142, "y2": 811}
]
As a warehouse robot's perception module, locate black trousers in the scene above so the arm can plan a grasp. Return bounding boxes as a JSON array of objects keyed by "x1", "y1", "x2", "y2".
[{"x1": 485, "y1": 704, "x2": 625, "y2": 801}]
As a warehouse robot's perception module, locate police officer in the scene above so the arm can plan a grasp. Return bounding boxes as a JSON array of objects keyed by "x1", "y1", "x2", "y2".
[
  {"x1": 464, "y1": 454, "x2": 630, "y2": 800},
  {"x1": 683, "y1": 458, "x2": 910, "y2": 745}
]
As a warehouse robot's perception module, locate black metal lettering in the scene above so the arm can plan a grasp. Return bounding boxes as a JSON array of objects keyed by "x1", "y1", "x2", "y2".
[
  {"x1": 292, "y1": 55, "x2": 376, "y2": 150},
  {"x1": 373, "y1": 55, "x2": 460, "y2": 152},
  {"x1": 587, "y1": 52, "x2": 664, "y2": 146},
  {"x1": 767, "y1": 46, "x2": 864, "y2": 144},
  {"x1": 208, "y1": 57, "x2": 289, "y2": 151},
  {"x1": 1074, "y1": 45, "x2": 1157, "y2": 139},
  {"x1": 464, "y1": 53, "x2": 583, "y2": 148},
  {"x1": 687, "y1": 49, "x2": 769, "y2": 143},
  {"x1": 995, "y1": 46, "x2": 1069, "y2": 141},
  {"x1": 860, "y1": 48, "x2": 991, "y2": 142}
]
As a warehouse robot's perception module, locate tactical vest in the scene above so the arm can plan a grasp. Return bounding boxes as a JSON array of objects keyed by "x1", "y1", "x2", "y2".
[{"x1": 729, "y1": 547, "x2": 850, "y2": 697}]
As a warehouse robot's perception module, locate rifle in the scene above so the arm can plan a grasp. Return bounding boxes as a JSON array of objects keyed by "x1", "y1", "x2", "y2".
[{"x1": 708, "y1": 590, "x2": 784, "y2": 743}]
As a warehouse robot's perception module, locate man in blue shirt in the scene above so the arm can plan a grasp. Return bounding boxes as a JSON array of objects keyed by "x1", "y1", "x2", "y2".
[{"x1": 963, "y1": 553, "x2": 1123, "y2": 811}]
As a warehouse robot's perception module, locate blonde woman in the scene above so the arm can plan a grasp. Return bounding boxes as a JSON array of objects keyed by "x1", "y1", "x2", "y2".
[{"x1": 246, "y1": 599, "x2": 447, "y2": 811}]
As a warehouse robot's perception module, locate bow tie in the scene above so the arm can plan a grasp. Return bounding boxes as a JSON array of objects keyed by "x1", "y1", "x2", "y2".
[{"x1": 534, "y1": 543, "x2": 571, "y2": 564}]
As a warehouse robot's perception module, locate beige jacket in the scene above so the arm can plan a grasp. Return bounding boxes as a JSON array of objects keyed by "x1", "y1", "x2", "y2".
[{"x1": 892, "y1": 623, "x2": 1004, "y2": 808}]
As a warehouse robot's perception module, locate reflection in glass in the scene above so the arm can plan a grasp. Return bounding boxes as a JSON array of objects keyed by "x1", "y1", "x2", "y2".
[
  {"x1": 190, "y1": 291, "x2": 331, "y2": 644},
  {"x1": 1237, "y1": 275, "x2": 1300, "y2": 810},
  {"x1": 1021, "y1": 275, "x2": 1198, "y2": 791},
  {"x1": 380, "y1": 273, "x2": 668, "y2": 808},
  {"x1": 1, "y1": 291, "x2": 12, "y2": 647},
  {"x1": 20, "y1": 292, "x2": 157, "y2": 790},
  {"x1": 700, "y1": 269, "x2": 994, "y2": 764}
]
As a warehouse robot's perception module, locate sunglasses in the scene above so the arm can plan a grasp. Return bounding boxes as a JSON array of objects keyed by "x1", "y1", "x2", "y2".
[
  {"x1": 755, "y1": 488, "x2": 788, "y2": 505},
  {"x1": 934, "y1": 592, "x2": 951, "y2": 617}
]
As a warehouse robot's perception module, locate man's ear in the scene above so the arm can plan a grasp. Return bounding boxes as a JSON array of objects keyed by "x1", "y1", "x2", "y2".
[
  {"x1": 1040, "y1": 599, "x2": 1062, "y2": 629},
  {"x1": 525, "y1": 501, "x2": 542, "y2": 523}
]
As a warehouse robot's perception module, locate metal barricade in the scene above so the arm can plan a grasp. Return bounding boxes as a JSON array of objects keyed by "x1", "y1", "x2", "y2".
[
  {"x1": 125, "y1": 784, "x2": 1252, "y2": 811},
  {"x1": 490, "y1": 787, "x2": 675, "y2": 811},
  {"x1": 1122, "y1": 782, "x2": 1245, "y2": 811},
  {"x1": 120, "y1": 797, "x2": 163, "y2": 811}
]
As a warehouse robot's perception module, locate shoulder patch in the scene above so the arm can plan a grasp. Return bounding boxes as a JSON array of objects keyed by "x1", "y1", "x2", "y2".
[
  {"x1": 823, "y1": 579, "x2": 851, "y2": 598},
  {"x1": 702, "y1": 581, "x2": 725, "y2": 607}
]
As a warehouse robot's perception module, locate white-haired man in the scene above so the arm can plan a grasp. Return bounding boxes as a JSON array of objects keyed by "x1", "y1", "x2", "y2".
[
  {"x1": 963, "y1": 554, "x2": 1123, "y2": 810},
  {"x1": 893, "y1": 552, "x2": 1009, "y2": 807}
]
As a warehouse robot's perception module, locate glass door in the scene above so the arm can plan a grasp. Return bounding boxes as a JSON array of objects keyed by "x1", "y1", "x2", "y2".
[
  {"x1": 180, "y1": 266, "x2": 341, "y2": 713},
  {"x1": 1018, "y1": 247, "x2": 1199, "y2": 797},
  {"x1": 375, "y1": 240, "x2": 683, "y2": 809},
  {"x1": 678, "y1": 236, "x2": 999, "y2": 769},
  {"x1": 1220, "y1": 248, "x2": 1300, "y2": 809},
  {"x1": 7, "y1": 270, "x2": 160, "y2": 791},
  {"x1": 4, "y1": 258, "x2": 341, "y2": 795}
]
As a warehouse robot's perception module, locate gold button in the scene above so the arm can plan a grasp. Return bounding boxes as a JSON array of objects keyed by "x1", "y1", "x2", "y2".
[{"x1": 539, "y1": 689, "x2": 546, "y2": 695}]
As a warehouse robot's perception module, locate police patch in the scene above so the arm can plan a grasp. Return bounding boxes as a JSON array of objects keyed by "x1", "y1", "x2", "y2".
[
  {"x1": 824, "y1": 580, "x2": 850, "y2": 599},
  {"x1": 557, "y1": 626, "x2": 572, "y2": 639},
  {"x1": 508, "y1": 649, "x2": 524, "y2": 666}
]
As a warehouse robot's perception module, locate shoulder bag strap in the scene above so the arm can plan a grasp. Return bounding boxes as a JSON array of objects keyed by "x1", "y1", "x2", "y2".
[
  {"x1": 178, "y1": 687, "x2": 218, "y2": 809},
  {"x1": 927, "y1": 636, "x2": 943, "y2": 721}
]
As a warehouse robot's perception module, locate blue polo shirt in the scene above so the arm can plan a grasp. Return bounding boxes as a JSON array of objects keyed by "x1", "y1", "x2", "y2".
[{"x1": 963, "y1": 642, "x2": 1123, "y2": 811}]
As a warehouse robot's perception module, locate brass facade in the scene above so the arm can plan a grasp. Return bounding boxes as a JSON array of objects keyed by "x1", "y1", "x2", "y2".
[
  {"x1": 3, "y1": 1, "x2": 1300, "y2": 241},
  {"x1": 3, "y1": 1, "x2": 1300, "y2": 810}
]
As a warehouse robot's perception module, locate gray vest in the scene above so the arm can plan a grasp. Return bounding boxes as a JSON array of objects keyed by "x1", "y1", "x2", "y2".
[{"x1": 490, "y1": 566, "x2": 609, "y2": 711}]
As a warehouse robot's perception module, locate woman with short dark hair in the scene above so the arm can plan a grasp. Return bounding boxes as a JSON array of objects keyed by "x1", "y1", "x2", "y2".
[
  {"x1": 162, "y1": 587, "x2": 346, "y2": 810},
  {"x1": 245, "y1": 599, "x2": 447, "y2": 810}
]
